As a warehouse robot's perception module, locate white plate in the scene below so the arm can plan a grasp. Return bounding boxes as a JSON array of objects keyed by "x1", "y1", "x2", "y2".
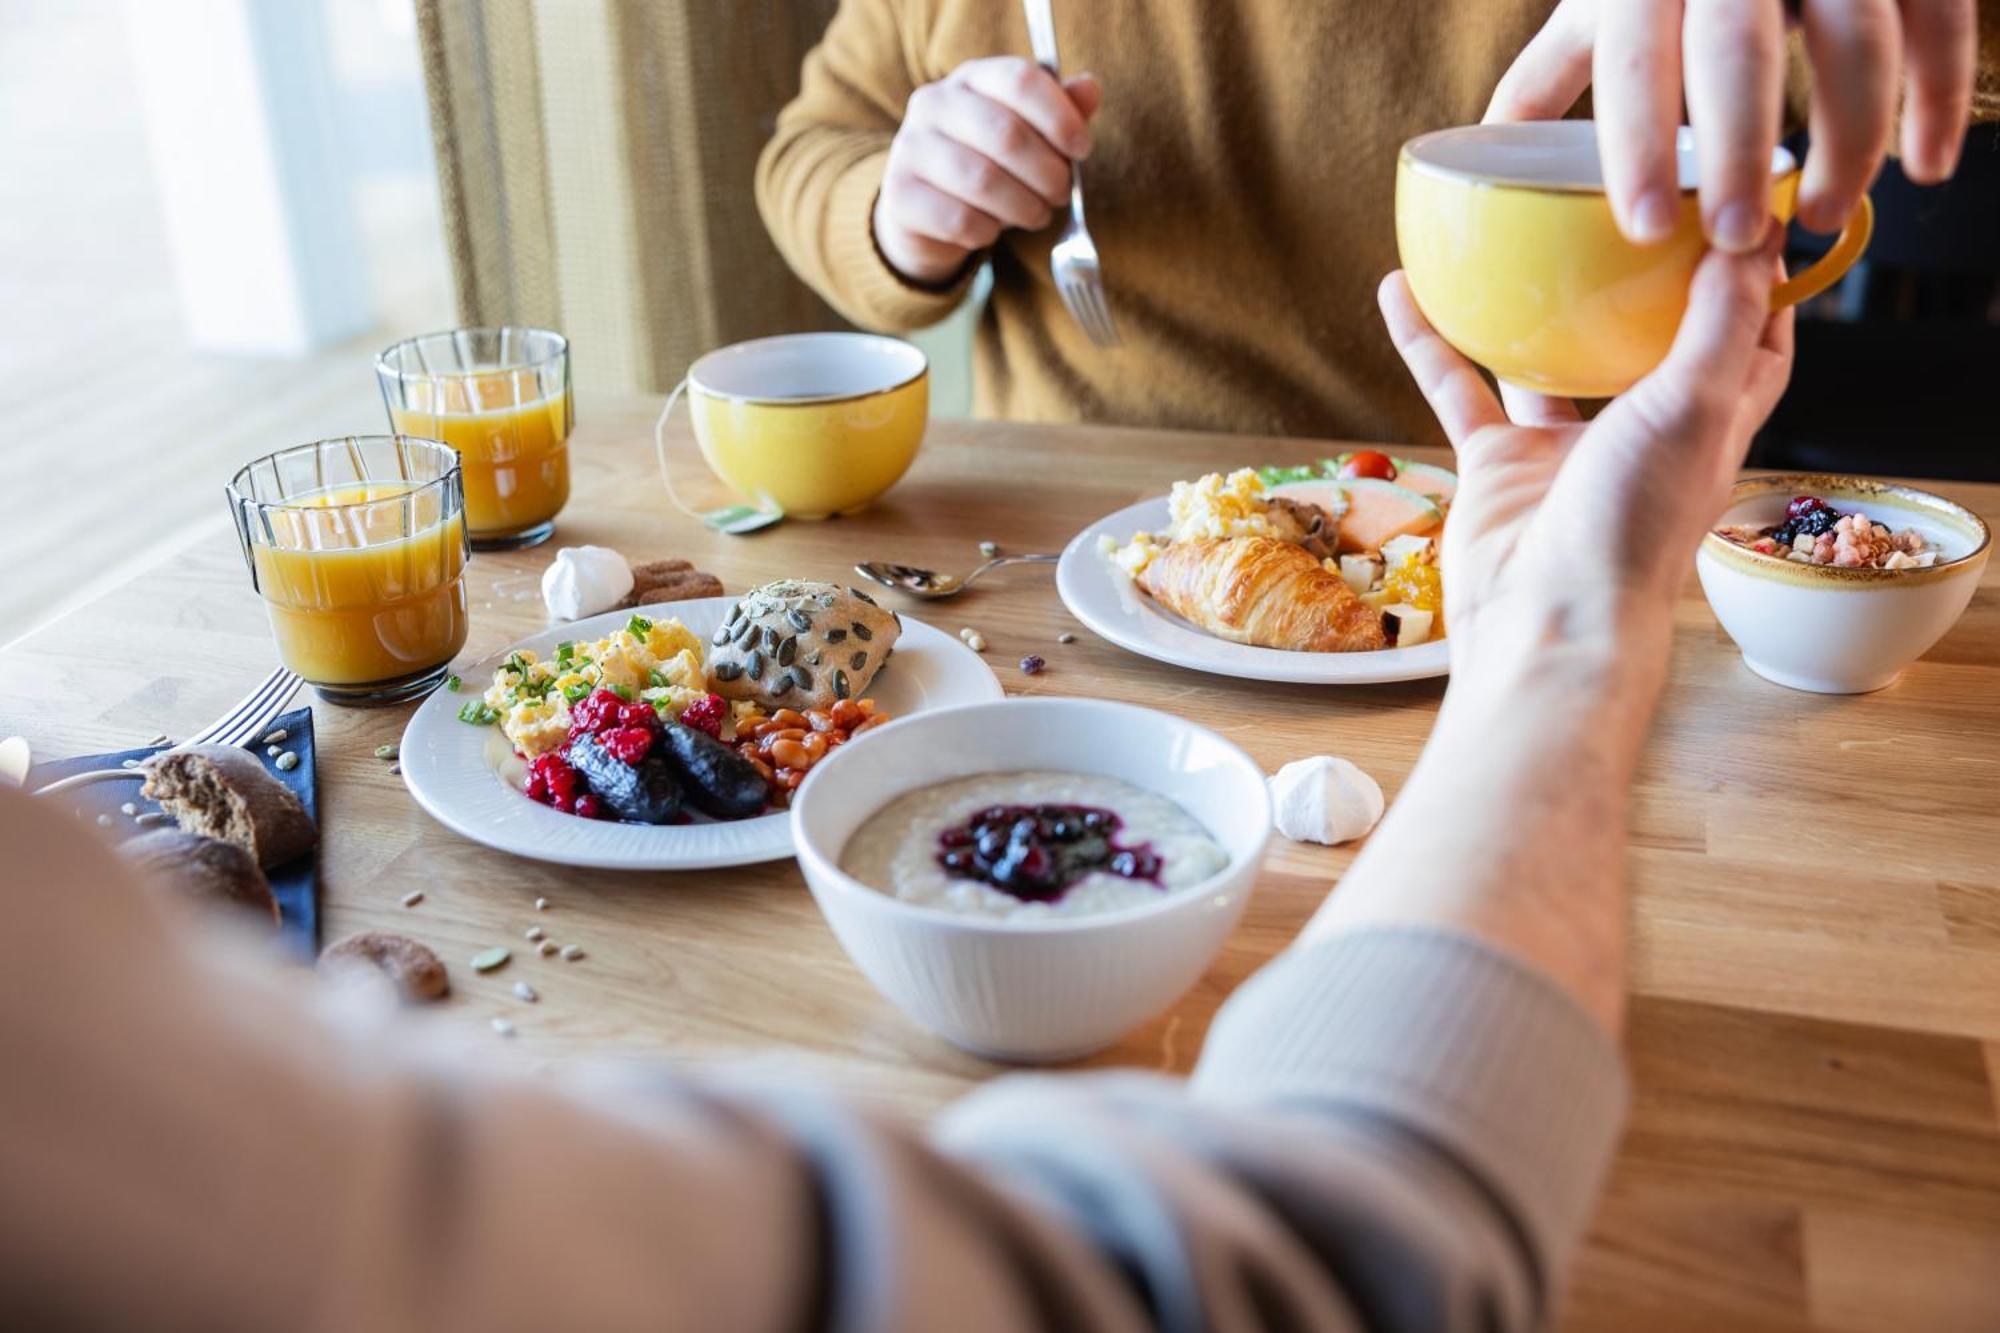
[
  {"x1": 399, "y1": 598, "x2": 1003, "y2": 870},
  {"x1": 1056, "y1": 497, "x2": 1451, "y2": 685}
]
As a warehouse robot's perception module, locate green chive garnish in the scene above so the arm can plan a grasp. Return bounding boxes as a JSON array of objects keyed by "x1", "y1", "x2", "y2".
[{"x1": 445, "y1": 674, "x2": 461, "y2": 692}]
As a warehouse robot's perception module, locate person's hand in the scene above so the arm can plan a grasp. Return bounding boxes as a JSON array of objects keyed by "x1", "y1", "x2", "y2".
[
  {"x1": 873, "y1": 58, "x2": 1102, "y2": 286},
  {"x1": 1376, "y1": 233, "x2": 1794, "y2": 680},
  {"x1": 1487, "y1": 0, "x2": 1977, "y2": 248}
]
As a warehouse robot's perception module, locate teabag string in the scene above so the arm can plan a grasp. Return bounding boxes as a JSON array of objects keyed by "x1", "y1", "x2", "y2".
[{"x1": 654, "y1": 381, "x2": 785, "y2": 535}]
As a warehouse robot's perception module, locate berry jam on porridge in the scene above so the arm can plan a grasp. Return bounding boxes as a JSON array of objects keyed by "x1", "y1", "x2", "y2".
[
  {"x1": 841, "y1": 772, "x2": 1228, "y2": 919},
  {"x1": 1716, "y1": 496, "x2": 1939, "y2": 570}
]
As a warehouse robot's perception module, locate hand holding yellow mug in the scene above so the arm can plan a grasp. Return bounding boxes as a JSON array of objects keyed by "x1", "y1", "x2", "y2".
[{"x1": 1395, "y1": 121, "x2": 1872, "y2": 400}]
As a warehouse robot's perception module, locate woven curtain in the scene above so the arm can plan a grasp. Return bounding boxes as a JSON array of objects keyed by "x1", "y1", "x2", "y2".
[{"x1": 415, "y1": 0, "x2": 842, "y2": 394}]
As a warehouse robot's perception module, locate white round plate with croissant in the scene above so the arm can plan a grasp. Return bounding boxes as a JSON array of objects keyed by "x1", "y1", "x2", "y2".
[{"x1": 1056, "y1": 461, "x2": 1453, "y2": 685}]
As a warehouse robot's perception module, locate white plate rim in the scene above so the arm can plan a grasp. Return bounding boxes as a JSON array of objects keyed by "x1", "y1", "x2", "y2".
[
  {"x1": 1056, "y1": 496, "x2": 1452, "y2": 685},
  {"x1": 399, "y1": 597, "x2": 1003, "y2": 870}
]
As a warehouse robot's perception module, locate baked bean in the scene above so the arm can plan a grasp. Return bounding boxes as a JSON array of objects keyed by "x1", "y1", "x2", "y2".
[
  {"x1": 851, "y1": 715, "x2": 890, "y2": 735},
  {"x1": 769, "y1": 738, "x2": 813, "y2": 769},
  {"x1": 772, "y1": 708, "x2": 808, "y2": 730},
  {"x1": 857, "y1": 698, "x2": 879, "y2": 716},
  {"x1": 829, "y1": 700, "x2": 865, "y2": 730},
  {"x1": 774, "y1": 767, "x2": 805, "y2": 791},
  {"x1": 805, "y1": 709, "x2": 836, "y2": 733},
  {"x1": 746, "y1": 754, "x2": 776, "y2": 785},
  {"x1": 801, "y1": 732, "x2": 829, "y2": 761}
]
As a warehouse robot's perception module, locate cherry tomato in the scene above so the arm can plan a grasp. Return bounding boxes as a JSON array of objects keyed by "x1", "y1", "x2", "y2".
[{"x1": 1338, "y1": 450, "x2": 1396, "y2": 481}]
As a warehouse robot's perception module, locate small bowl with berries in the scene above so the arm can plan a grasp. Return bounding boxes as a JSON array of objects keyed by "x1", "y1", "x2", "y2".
[{"x1": 1699, "y1": 474, "x2": 1990, "y2": 694}]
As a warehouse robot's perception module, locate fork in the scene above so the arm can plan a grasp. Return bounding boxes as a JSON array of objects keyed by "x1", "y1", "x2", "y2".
[
  {"x1": 28, "y1": 666, "x2": 303, "y2": 797},
  {"x1": 1023, "y1": 0, "x2": 1121, "y2": 347}
]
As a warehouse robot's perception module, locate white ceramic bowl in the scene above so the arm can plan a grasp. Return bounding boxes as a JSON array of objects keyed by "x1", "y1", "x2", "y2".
[
  {"x1": 1697, "y1": 474, "x2": 1990, "y2": 694},
  {"x1": 790, "y1": 699, "x2": 1272, "y2": 1062}
]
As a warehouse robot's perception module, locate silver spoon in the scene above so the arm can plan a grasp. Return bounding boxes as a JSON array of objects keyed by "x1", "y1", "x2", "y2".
[{"x1": 854, "y1": 553, "x2": 1058, "y2": 600}]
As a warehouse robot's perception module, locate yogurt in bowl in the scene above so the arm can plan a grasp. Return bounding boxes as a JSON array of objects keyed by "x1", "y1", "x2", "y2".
[{"x1": 791, "y1": 699, "x2": 1271, "y2": 1062}]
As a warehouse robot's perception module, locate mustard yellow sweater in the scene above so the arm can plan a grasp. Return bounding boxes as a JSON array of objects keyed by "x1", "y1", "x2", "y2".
[{"x1": 757, "y1": 2, "x2": 2000, "y2": 443}]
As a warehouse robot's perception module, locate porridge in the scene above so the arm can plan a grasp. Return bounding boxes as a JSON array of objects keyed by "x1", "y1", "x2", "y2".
[{"x1": 840, "y1": 771, "x2": 1229, "y2": 920}]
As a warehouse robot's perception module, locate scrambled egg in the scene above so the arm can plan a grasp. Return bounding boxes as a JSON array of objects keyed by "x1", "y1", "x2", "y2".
[
  {"x1": 1107, "y1": 468, "x2": 1281, "y2": 577},
  {"x1": 482, "y1": 614, "x2": 708, "y2": 757}
]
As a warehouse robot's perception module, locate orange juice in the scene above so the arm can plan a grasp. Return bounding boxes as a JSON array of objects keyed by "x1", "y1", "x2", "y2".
[
  {"x1": 250, "y1": 483, "x2": 469, "y2": 688},
  {"x1": 388, "y1": 373, "x2": 571, "y2": 540}
]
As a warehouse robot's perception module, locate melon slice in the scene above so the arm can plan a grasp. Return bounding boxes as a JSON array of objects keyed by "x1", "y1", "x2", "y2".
[
  {"x1": 1392, "y1": 461, "x2": 1458, "y2": 503},
  {"x1": 1266, "y1": 479, "x2": 1351, "y2": 521},
  {"x1": 1336, "y1": 479, "x2": 1443, "y2": 553}
]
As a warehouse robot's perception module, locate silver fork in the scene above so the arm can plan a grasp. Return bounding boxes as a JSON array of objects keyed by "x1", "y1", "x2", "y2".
[
  {"x1": 1023, "y1": 0, "x2": 1120, "y2": 347},
  {"x1": 28, "y1": 666, "x2": 303, "y2": 797}
]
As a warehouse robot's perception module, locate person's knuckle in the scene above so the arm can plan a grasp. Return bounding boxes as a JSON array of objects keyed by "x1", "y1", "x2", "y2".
[
  {"x1": 990, "y1": 112, "x2": 1034, "y2": 158},
  {"x1": 961, "y1": 154, "x2": 1004, "y2": 197}
]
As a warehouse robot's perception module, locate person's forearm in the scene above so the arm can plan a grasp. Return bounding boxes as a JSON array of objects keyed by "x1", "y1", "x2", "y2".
[{"x1": 1304, "y1": 599, "x2": 1676, "y2": 1035}]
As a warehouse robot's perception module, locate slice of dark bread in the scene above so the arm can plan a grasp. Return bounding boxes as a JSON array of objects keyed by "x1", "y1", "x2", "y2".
[
  {"x1": 120, "y1": 829, "x2": 280, "y2": 928},
  {"x1": 141, "y1": 745, "x2": 317, "y2": 869}
]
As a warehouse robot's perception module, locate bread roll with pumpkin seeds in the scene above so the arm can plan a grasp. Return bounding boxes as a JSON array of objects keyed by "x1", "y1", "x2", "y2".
[{"x1": 706, "y1": 579, "x2": 899, "y2": 711}]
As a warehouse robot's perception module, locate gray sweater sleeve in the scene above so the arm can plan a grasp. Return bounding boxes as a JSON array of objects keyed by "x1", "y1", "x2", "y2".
[{"x1": 0, "y1": 787, "x2": 1628, "y2": 1333}]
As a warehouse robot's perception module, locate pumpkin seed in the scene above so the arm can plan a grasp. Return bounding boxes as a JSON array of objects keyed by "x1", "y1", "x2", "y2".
[
  {"x1": 851, "y1": 622, "x2": 873, "y2": 641},
  {"x1": 770, "y1": 674, "x2": 794, "y2": 696},
  {"x1": 825, "y1": 628, "x2": 847, "y2": 643},
  {"x1": 850, "y1": 587, "x2": 877, "y2": 605},
  {"x1": 733, "y1": 618, "x2": 757, "y2": 645},
  {"x1": 789, "y1": 666, "x2": 812, "y2": 690},
  {"x1": 833, "y1": 670, "x2": 850, "y2": 700},
  {"x1": 786, "y1": 609, "x2": 811, "y2": 632},
  {"x1": 745, "y1": 651, "x2": 763, "y2": 680},
  {"x1": 712, "y1": 624, "x2": 733, "y2": 646},
  {"x1": 727, "y1": 602, "x2": 745, "y2": 624},
  {"x1": 849, "y1": 650, "x2": 868, "y2": 671},
  {"x1": 470, "y1": 947, "x2": 511, "y2": 973},
  {"x1": 762, "y1": 625, "x2": 781, "y2": 653},
  {"x1": 819, "y1": 593, "x2": 836, "y2": 608},
  {"x1": 777, "y1": 636, "x2": 797, "y2": 666},
  {"x1": 712, "y1": 660, "x2": 743, "y2": 681}
]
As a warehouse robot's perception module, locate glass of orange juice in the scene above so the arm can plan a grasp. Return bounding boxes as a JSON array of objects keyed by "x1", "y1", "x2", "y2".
[
  {"x1": 375, "y1": 327, "x2": 572, "y2": 550},
  {"x1": 227, "y1": 437, "x2": 471, "y2": 705}
]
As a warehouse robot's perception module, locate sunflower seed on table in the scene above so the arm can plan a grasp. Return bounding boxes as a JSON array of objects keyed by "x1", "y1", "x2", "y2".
[
  {"x1": 375, "y1": 744, "x2": 399, "y2": 760},
  {"x1": 135, "y1": 811, "x2": 168, "y2": 827},
  {"x1": 491, "y1": 1017, "x2": 516, "y2": 1038},
  {"x1": 144, "y1": 733, "x2": 170, "y2": 747},
  {"x1": 261, "y1": 729, "x2": 288, "y2": 744},
  {"x1": 120, "y1": 802, "x2": 138, "y2": 816},
  {"x1": 470, "y1": 946, "x2": 511, "y2": 972},
  {"x1": 979, "y1": 540, "x2": 999, "y2": 557},
  {"x1": 538, "y1": 939, "x2": 559, "y2": 956},
  {"x1": 275, "y1": 751, "x2": 300, "y2": 771},
  {"x1": 959, "y1": 628, "x2": 986, "y2": 652},
  {"x1": 513, "y1": 981, "x2": 539, "y2": 1003},
  {"x1": 121, "y1": 758, "x2": 142, "y2": 769},
  {"x1": 560, "y1": 944, "x2": 586, "y2": 961},
  {"x1": 525, "y1": 925, "x2": 545, "y2": 942},
  {"x1": 535, "y1": 897, "x2": 551, "y2": 911},
  {"x1": 1058, "y1": 632, "x2": 1078, "y2": 644},
  {"x1": 389, "y1": 763, "x2": 400, "y2": 775},
  {"x1": 401, "y1": 890, "x2": 425, "y2": 907}
]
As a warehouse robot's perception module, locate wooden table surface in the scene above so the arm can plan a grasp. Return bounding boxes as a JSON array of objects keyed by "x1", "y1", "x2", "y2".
[{"x1": 4, "y1": 397, "x2": 1997, "y2": 1331}]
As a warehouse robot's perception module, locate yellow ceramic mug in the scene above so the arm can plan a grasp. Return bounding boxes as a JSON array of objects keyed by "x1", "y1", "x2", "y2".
[
  {"x1": 1396, "y1": 121, "x2": 1873, "y2": 399},
  {"x1": 657, "y1": 332, "x2": 928, "y2": 528}
]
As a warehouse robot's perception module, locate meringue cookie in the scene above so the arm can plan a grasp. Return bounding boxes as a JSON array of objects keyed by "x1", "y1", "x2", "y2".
[
  {"x1": 1267, "y1": 755, "x2": 1384, "y2": 846},
  {"x1": 541, "y1": 546, "x2": 634, "y2": 621}
]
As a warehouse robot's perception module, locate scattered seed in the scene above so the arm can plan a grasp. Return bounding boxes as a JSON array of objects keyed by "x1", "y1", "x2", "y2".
[
  {"x1": 537, "y1": 939, "x2": 559, "y2": 956},
  {"x1": 535, "y1": 897, "x2": 550, "y2": 911},
  {"x1": 389, "y1": 763, "x2": 401, "y2": 776},
  {"x1": 121, "y1": 758, "x2": 142, "y2": 769},
  {"x1": 513, "y1": 981, "x2": 539, "y2": 1002},
  {"x1": 491, "y1": 1017, "x2": 516, "y2": 1037},
  {"x1": 560, "y1": 944, "x2": 586, "y2": 961},
  {"x1": 979, "y1": 540, "x2": 1000, "y2": 557},
  {"x1": 95, "y1": 813, "x2": 114, "y2": 828},
  {"x1": 1020, "y1": 655, "x2": 1046, "y2": 675},
  {"x1": 525, "y1": 925, "x2": 545, "y2": 942},
  {"x1": 262, "y1": 728, "x2": 289, "y2": 744},
  {"x1": 375, "y1": 744, "x2": 399, "y2": 760},
  {"x1": 266, "y1": 744, "x2": 282, "y2": 757},
  {"x1": 135, "y1": 811, "x2": 169, "y2": 827},
  {"x1": 959, "y1": 628, "x2": 987, "y2": 652},
  {"x1": 275, "y1": 751, "x2": 300, "y2": 771},
  {"x1": 1058, "y1": 632, "x2": 1078, "y2": 645},
  {"x1": 144, "y1": 733, "x2": 170, "y2": 747},
  {"x1": 401, "y1": 890, "x2": 425, "y2": 907},
  {"x1": 120, "y1": 801, "x2": 138, "y2": 817},
  {"x1": 470, "y1": 946, "x2": 511, "y2": 972}
]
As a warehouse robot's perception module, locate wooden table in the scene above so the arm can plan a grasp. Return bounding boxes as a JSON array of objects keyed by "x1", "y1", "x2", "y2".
[{"x1": 4, "y1": 398, "x2": 1997, "y2": 1331}]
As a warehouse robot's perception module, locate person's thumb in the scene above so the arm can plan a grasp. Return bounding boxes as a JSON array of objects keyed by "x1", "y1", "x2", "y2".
[{"x1": 1064, "y1": 72, "x2": 1103, "y2": 120}]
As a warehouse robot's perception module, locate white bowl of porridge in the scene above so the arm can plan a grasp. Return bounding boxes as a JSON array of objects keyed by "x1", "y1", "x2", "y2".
[
  {"x1": 790, "y1": 699, "x2": 1272, "y2": 1062},
  {"x1": 1698, "y1": 474, "x2": 1990, "y2": 694}
]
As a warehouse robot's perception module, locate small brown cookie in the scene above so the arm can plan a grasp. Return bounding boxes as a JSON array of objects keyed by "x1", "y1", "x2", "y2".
[
  {"x1": 318, "y1": 930, "x2": 449, "y2": 1004},
  {"x1": 121, "y1": 829, "x2": 280, "y2": 928},
  {"x1": 617, "y1": 558, "x2": 724, "y2": 608},
  {"x1": 141, "y1": 745, "x2": 317, "y2": 869}
]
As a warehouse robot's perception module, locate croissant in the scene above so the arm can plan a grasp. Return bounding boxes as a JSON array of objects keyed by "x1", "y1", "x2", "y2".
[{"x1": 1139, "y1": 537, "x2": 1386, "y2": 652}]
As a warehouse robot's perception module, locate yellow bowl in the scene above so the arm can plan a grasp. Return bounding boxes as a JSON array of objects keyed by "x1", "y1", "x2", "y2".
[
  {"x1": 684, "y1": 333, "x2": 928, "y2": 520},
  {"x1": 1395, "y1": 121, "x2": 1872, "y2": 399}
]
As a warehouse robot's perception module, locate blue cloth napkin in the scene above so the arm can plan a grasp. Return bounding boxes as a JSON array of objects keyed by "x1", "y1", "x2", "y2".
[{"x1": 31, "y1": 706, "x2": 319, "y2": 957}]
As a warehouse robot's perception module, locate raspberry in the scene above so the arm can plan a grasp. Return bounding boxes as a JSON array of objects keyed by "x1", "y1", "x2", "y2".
[
  {"x1": 680, "y1": 692, "x2": 726, "y2": 738},
  {"x1": 568, "y1": 688, "x2": 626, "y2": 736},
  {"x1": 598, "y1": 725, "x2": 655, "y2": 766},
  {"x1": 617, "y1": 700, "x2": 658, "y2": 730},
  {"x1": 527, "y1": 752, "x2": 579, "y2": 807},
  {"x1": 1787, "y1": 495, "x2": 1827, "y2": 521},
  {"x1": 573, "y1": 793, "x2": 602, "y2": 820}
]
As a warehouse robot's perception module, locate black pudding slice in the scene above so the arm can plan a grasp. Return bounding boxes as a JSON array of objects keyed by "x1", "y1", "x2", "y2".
[
  {"x1": 656, "y1": 721, "x2": 772, "y2": 819},
  {"x1": 566, "y1": 732, "x2": 685, "y2": 825}
]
